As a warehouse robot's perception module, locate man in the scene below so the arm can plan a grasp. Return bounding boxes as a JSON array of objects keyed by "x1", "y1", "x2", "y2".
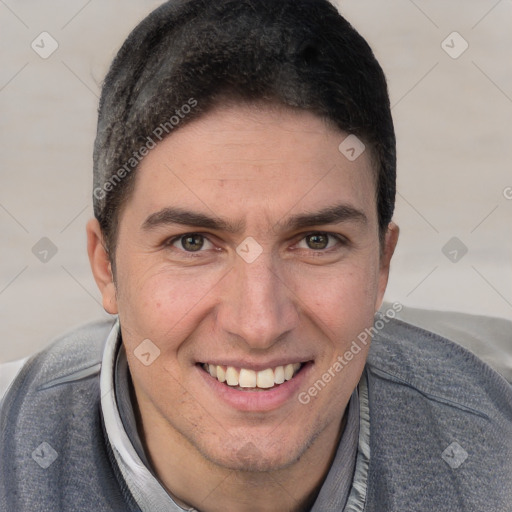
[{"x1": 1, "y1": 1, "x2": 511, "y2": 510}]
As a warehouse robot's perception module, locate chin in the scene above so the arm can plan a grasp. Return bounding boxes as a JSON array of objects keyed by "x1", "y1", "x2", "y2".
[
  {"x1": 197, "y1": 429, "x2": 315, "y2": 474},
  {"x1": 210, "y1": 449, "x2": 298, "y2": 473}
]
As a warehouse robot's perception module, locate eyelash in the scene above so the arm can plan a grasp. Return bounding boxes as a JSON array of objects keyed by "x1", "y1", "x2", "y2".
[
  {"x1": 164, "y1": 232, "x2": 348, "y2": 257},
  {"x1": 294, "y1": 232, "x2": 346, "y2": 252}
]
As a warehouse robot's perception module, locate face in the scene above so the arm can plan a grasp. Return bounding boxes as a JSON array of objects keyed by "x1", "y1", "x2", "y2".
[{"x1": 89, "y1": 103, "x2": 397, "y2": 474}]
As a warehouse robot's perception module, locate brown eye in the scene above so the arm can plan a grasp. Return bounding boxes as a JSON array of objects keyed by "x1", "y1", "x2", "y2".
[
  {"x1": 168, "y1": 233, "x2": 215, "y2": 254},
  {"x1": 305, "y1": 233, "x2": 329, "y2": 250},
  {"x1": 180, "y1": 234, "x2": 205, "y2": 252}
]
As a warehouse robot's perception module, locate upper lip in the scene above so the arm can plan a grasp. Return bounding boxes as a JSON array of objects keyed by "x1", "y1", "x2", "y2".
[{"x1": 198, "y1": 359, "x2": 312, "y2": 371}]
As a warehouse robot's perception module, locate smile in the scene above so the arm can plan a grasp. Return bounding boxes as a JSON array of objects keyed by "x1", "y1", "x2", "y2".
[{"x1": 201, "y1": 363, "x2": 303, "y2": 390}]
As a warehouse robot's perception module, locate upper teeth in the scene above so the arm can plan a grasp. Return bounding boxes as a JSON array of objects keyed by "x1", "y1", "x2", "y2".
[{"x1": 204, "y1": 363, "x2": 301, "y2": 389}]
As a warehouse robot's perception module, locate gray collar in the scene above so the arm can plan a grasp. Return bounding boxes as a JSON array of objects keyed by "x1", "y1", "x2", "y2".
[{"x1": 100, "y1": 320, "x2": 191, "y2": 512}]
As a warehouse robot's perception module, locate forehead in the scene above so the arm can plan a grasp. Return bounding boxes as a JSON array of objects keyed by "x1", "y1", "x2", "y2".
[{"x1": 125, "y1": 103, "x2": 378, "y2": 228}]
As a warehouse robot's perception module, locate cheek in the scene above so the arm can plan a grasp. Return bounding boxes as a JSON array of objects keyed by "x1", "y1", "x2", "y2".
[
  {"x1": 115, "y1": 263, "x2": 223, "y2": 348},
  {"x1": 293, "y1": 260, "x2": 379, "y2": 330}
]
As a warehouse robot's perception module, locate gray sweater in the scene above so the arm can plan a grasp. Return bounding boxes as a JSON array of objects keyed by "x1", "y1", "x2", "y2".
[{"x1": 1, "y1": 317, "x2": 512, "y2": 511}]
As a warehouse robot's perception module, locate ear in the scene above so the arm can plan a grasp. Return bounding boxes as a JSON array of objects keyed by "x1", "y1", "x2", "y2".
[
  {"x1": 375, "y1": 222, "x2": 399, "y2": 312},
  {"x1": 86, "y1": 218, "x2": 118, "y2": 315}
]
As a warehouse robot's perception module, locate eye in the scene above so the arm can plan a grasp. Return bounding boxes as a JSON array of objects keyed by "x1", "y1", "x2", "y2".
[
  {"x1": 170, "y1": 234, "x2": 214, "y2": 252},
  {"x1": 296, "y1": 233, "x2": 342, "y2": 251}
]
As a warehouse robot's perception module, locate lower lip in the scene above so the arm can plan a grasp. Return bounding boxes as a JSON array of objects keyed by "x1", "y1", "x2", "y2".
[{"x1": 196, "y1": 362, "x2": 313, "y2": 412}]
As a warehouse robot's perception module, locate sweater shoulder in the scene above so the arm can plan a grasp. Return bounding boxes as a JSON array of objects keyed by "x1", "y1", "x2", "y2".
[
  {"x1": 0, "y1": 319, "x2": 131, "y2": 512},
  {"x1": 0, "y1": 317, "x2": 115, "y2": 432},
  {"x1": 368, "y1": 317, "x2": 512, "y2": 421},
  {"x1": 27, "y1": 319, "x2": 114, "y2": 386}
]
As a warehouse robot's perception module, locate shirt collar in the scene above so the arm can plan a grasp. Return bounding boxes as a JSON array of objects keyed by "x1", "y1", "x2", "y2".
[{"x1": 100, "y1": 319, "x2": 192, "y2": 512}]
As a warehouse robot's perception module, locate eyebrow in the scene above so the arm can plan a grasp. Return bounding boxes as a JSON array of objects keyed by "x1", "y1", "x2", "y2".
[
  {"x1": 142, "y1": 207, "x2": 244, "y2": 233},
  {"x1": 279, "y1": 204, "x2": 368, "y2": 231},
  {"x1": 141, "y1": 204, "x2": 368, "y2": 234}
]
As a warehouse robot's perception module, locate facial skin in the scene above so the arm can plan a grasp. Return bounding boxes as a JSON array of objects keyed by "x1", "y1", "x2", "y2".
[{"x1": 88, "y1": 103, "x2": 399, "y2": 511}]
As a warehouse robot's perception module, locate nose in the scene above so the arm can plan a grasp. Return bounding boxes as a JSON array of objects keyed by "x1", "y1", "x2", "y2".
[{"x1": 217, "y1": 254, "x2": 299, "y2": 350}]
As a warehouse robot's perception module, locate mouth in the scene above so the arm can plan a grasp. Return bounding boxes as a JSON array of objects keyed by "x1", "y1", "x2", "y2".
[{"x1": 200, "y1": 362, "x2": 304, "y2": 391}]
